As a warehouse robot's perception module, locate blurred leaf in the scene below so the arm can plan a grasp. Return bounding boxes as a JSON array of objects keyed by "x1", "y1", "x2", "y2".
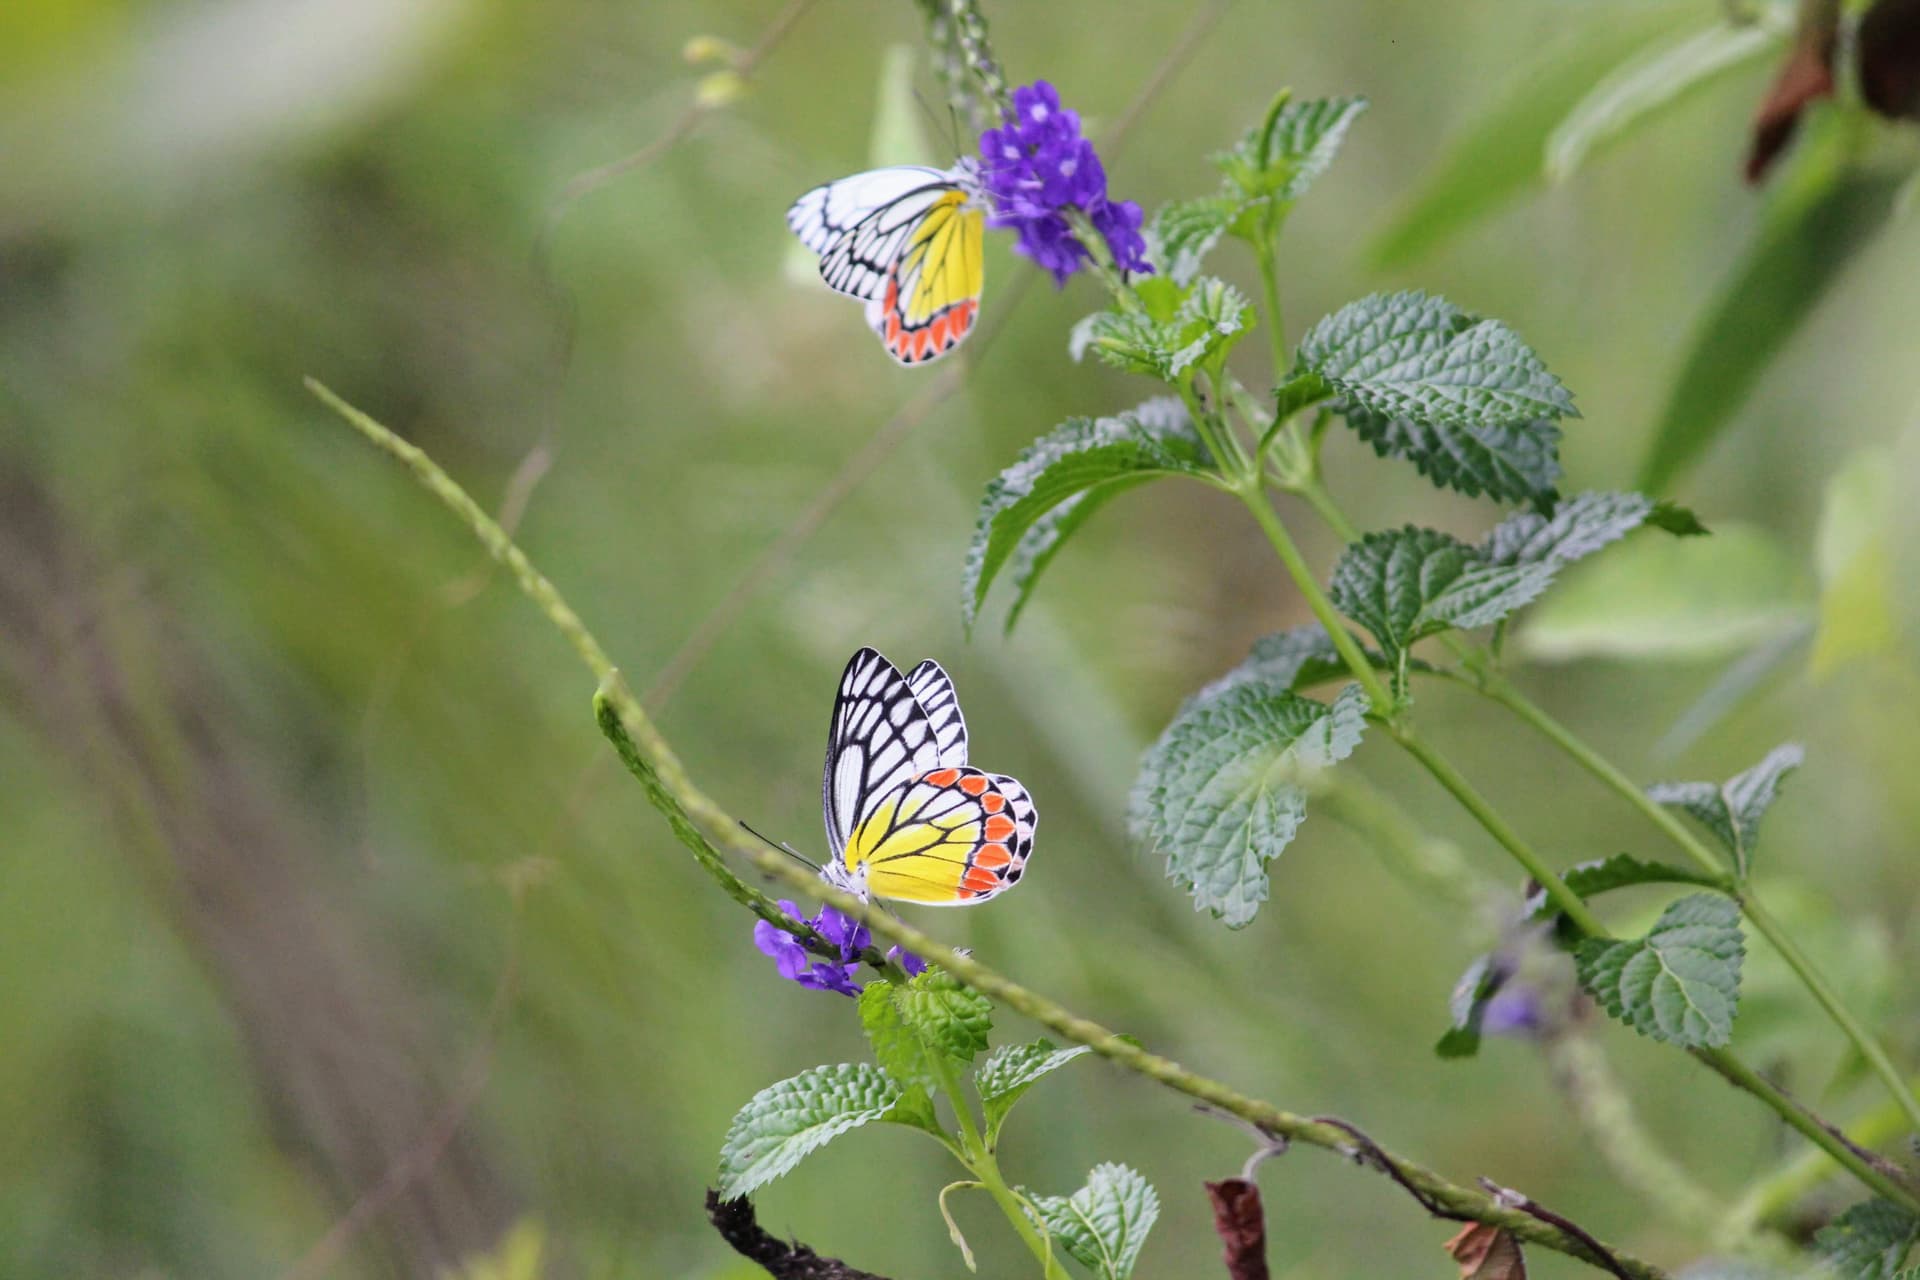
[
  {"x1": 1330, "y1": 527, "x2": 1557, "y2": 673},
  {"x1": 450, "y1": 1218, "x2": 545, "y2": 1280},
  {"x1": 1547, "y1": 12, "x2": 1789, "y2": 185},
  {"x1": 1031, "y1": 1163, "x2": 1160, "y2": 1280},
  {"x1": 1524, "y1": 854, "x2": 1731, "y2": 922},
  {"x1": 1072, "y1": 276, "x2": 1254, "y2": 380},
  {"x1": 1576, "y1": 894, "x2": 1744, "y2": 1047},
  {"x1": 964, "y1": 399, "x2": 1213, "y2": 631},
  {"x1": 975, "y1": 1039, "x2": 1092, "y2": 1144},
  {"x1": 1370, "y1": 8, "x2": 1688, "y2": 268},
  {"x1": 717, "y1": 1063, "x2": 903, "y2": 1199},
  {"x1": 1297, "y1": 291, "x2": 1574, "y2": 504},
  {"x1": 1655, "y1": 625, "x2": 1813, "y2": 757},
  {"x1": 1437, "y1": 953, "x2": 1499, "y2": 1059},
  {"x1": 869, "y1": 43, "x2": 938, "y2": 167},
  {"x1": 1445, "y1": 1221, "x2": 1530, "y2": 1279},
  {"x1": 1149, "y1": 196, "x2": 1239, "y2": 285},
  {"x1": 1647, "y1": 744, "x2": 1803, "y2": 877},
  {"x1": 1215, "y1": 94, "x2": 1370, "y2": 204},
  {"x1": 1815, "y1": 1199, "x2": 1919, "y2": 1279},
  {"x1": 1516, "y1": 522, "x2": 1814, "y2": 662},
  {"x1": 1132, "y1": 683, "x2": 1366, "y2": 928},
  {"x1": 1480, "y1": 490, "x2": 1682, "y2": 568},
  {"x1": 1812, "y1": 448, "x2": 1901, "y2": 676},
  {"x1": 1638, "y1": 116, "x2": 1902, "y2": 493}
]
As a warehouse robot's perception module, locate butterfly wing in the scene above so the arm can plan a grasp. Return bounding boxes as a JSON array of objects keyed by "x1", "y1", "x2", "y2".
[
  {"x1": 822, "y1": 648, "x2": 944, "y2": 859},
  {"x1": 788, "y1": 166, "x2": 957, "y2": 301},
  {"x1": 845, "y1": 766, "x2": 1036, "y2": 905},
  {"x1": 905, "y1": 659, "x2": 968, "y2": 769},
  {"x1": 869, "y1": 191, "x2": 985, "y2": 365}
]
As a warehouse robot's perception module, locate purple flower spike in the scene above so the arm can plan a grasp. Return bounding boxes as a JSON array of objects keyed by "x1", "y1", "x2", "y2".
[
  {"x1": 887, "y1": 945, "x2": 929, "y2": 978},
  {"x1": 753, "y1": 899, "x2": 889, "y2": 998},
  {"x1": 977, "y1": 80, "x2": 1153, "y2": 285}
]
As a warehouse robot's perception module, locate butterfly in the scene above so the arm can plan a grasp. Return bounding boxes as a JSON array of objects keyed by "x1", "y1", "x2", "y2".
[
  {"x1": 787, "y1": 161, "x2": 985, "y2": 366},
  {"x1": 818, "y1": 647, "x2": 1035, "y2": 905}
]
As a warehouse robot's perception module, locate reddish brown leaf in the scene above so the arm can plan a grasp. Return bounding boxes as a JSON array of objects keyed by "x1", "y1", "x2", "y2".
[
  {"x1": 1205, "y1": 1179, "x2": 1270, "y2": 1280},
  {"x1": 1860, "y1": 0, "x2": 1920, "y2": 120},
  {"x1": 1746, "y1": 27, "x2": 1837, "y2": 183},
  {"x1": 1444, "y1": 1222, "x2": 1529, "y2": 1280}
]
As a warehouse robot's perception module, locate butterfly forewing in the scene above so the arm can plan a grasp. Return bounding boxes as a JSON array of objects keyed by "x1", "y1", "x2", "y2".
[
  {"x1": 905, "y1": 659, "x2": 968, "y2": 769},
  {"x1": 822, "y1": 648, "x2": 942, "y2": 858}
]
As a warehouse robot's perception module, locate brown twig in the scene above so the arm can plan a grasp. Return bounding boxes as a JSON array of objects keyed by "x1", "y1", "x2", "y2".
[
  {"x1": 706, "y1": 1190, "x2": 897, "y2": 1280},
  {"x1": 1479, "y1": 1180, "x2": 1634, "y2": 1280}
]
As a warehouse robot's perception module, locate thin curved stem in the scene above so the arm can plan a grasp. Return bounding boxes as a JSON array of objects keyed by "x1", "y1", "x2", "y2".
[{"x1": 312, "y1": 381, "x2": 1671, "y2": 1277}]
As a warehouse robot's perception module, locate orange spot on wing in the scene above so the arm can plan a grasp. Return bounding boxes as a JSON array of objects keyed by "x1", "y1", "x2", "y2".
[
  {"x1": 973, "y1": 844, "x2": 1011, "y2": 869},
  {"x1": 980, "y1": 792, "x2": 1005, "y2": 813},
  {"x1": 930, "y1": 315, "x2": 951, "y2": 350},
  {"x1": 962, "y1": 867, "x2": 1000, "y2": 892},
  {"x1": 924, "y1": 768, "x2": 960, "y2": 787},
  {"x1": 959, "y1": 773, "x2": 989, "y2": 796},
  {"x1": 984, "y1": 814, "x2": 1016, "y2": 841}
]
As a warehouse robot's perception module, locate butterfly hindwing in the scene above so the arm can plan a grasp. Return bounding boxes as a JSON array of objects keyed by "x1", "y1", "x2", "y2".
[
  {"x1": 822, "y1": 648, "x2": 942, "y2": 858},
  {"x1": 846, "y1": 766, "x2": 1035, "y2": 905}
]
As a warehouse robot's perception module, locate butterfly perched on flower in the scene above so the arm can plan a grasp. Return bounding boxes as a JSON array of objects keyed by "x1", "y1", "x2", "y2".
[
  {"x1": 787, "y1": 161, "x2": 985, "y2": 366},
  {"x1": 819, "y1": 647, "x2": 1035, "y2": 904}
]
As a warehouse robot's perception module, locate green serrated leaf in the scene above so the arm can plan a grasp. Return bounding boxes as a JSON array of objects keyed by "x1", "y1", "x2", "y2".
[
  {"x1": 976, "y1": 1039, "x2": 1093, "y2": 1142},
  {"x1": 964, "y1": 400, "x2": 1212, "y2": 630},
  {"x1": 1133, "y1": 682, "x2": 1366, "y2": 928},
  {"x1": 1031, "y1": 1163, "x2": 1160, "y2": 1280},
  {"x1": 1073, "y1": 278, "x2": 1253, "y2": 380},
  {"x1": 1516, "y1": 522, "x2": 1814, "y2": 662},
  {"x1": 1576, "y1": 893, "x2": 1743, "y2": 1047},
  {"x1": 1525, "y1": 854, "x2": 1730, "y2": 922},
  {"x1": 1815, "y1": 1200, "x2": 1920, "y2": 1279},
  {"x1": 1330, "y1": 527, "x2": 1557, "y2": 672},
  {"x1": 1346, "y1": 402, "x2": 1562, "y2": 504},
  {"x1": 1299, "y1": 290, "x2": 1577, "y2": 428},
  {"x1": 1148, "y1": 197, "x2": 1239, "y2": 286},
  {"x1": 1648, "y1": 500, "x2": 1710, "y2": 537},
  {"x1": 1271, "y1": 370, "x2": 1334, "y2": 431},
  {"x1": 1481, "y1": 491, "x2": 1657, "y2": 567},
  {"x1": 1170, "y1": 277, "x2": 1254, "y2": 378},
  {"x1": 1545, "y1": 14, "x2": 1788, "y2": 185},
  {"x1": 885, "y1": 1083, "x2": 945, "y2": 1136},
  {"x1": 859, "y1": 972, "x2": 992, "y2": 1088},
  {"x1": 1647, "y1": 744, "x2": 1803, "y2": 876},
  {"x1": 716, "y1": 1063, "x2": 903, "y2": 1198},
  {"x1": 1217, "y1": 95, "x2": 1369, "y2": 203}
]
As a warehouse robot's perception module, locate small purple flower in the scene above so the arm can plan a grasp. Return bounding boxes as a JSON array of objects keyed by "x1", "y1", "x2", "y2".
[
  {"x1": 1482, "y1": 984, "x2": 1546, "y2": 1039},
  {"x1": 977, "y1": 81, "x2": 1153, "y2": 285},
  {"x1": 752, "y1": 899, "x2": 926, "y2": 997}
]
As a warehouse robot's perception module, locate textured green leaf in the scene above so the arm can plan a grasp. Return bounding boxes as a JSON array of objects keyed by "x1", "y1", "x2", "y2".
[
  {"x1": 858, "y1": 971, "x2": 992, "y2": 1088},
  {"x1": 1545, "y1": 14, "x2": 1788, "y2": 184},
  {"x1": 1217, "y1": 95, "x2": 1370, "y2": 203},
  {"x1": 964, "y1": 399, "x2": 1212, "y2": 630},
  {"x1": 1369, "y1": 8, "x2": 1692, "y2": 268},
  {"x1": 1346, "y1": 402, "x2": 1562, "y2": 504},
  {"x1": 1330, "y1": 527, "x2": 1557, "y2": 672},
  {"x1": 1816, "y1": 1200, "x2": 1920, "y2": 1280},
  {"x1": 1525, "y1": 854, "x2": 1730, "y2": 922},
  {"x1": 1074, "y1": 277, "x2": 1253, "y2": 381},
  {"x1": 1647, "y1": 744, "x2": 1803, "y2": 876},
  {"x1": 976, "y1": 1039, "x2": 1092, "y2": 1142},
  {"x1": 1133, "y1": 682, "x2": 1366, "y2": 928},
  {"x1": 1639, "y1": 119, "x2": 1902, "y2": 493},
  {"x1": 1272, "y1": 370, "x2": 1334, "y2": 425},
  {"x1": 717, "y1": 1063, "x2": 903, "y2": 1198},
  {"x1": 1516, "y1": 523, "x2": 1814, "y2": 662},
  {"x1": 1032, "y1": 1163, "x2": 1160, "y2": 1280},
  {"x1": 1481, "y1": 490, "x2": 1661, "y2": 567},
  {"x1": 1148, "y1": 196, "x2": 1238, "y2": 286},
  {"x1": 1299, "y1": 290, "x2": 1576, "y2": 428},
  {"x1": 1576, "y1": 894, "x2": 1743, "y2": 1047}
]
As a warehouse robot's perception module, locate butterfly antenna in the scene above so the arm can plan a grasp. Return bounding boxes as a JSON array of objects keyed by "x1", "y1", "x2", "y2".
[{"x1": 738, "y1": 820, "x2": 821, "y2": 874}]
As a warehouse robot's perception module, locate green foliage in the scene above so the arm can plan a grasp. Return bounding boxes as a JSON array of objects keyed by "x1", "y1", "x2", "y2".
[
  {"x1": 964, "y1": 399, "x2": 1213, "y2": 630},
  {"x1": 1638, "y1": 118, "x2": 1904, "y2": 493},
  {"x1": 1525, "y1": 854, "x2": 1730, "y2": 922},
  {"x1": 1516, "y1": 523, "x2": 1814, "y2": 661},
  {"x1": 1329, "y1": 527, "x2": 1557, "y2": 680},
  {"x1": 1295, "y1": 291, "x2": 1576, "y2": 504},
  {"x1": 1070, "y1": 276, "x2": 1253, "y2": 381},
  {"x1": 1815, "y1": 1200, "x2": 1920, "y2": 1279},
  {"x1": 1149, "y1": 197, "x2": 1240, "y2": 286},
  {"x1": 1647, "y1": 745, "x2": 1803, "y2": 878},
  {"x1": 1196, "y1": 624, "x2": 1392, "y2": 698},
  {"x1": 1576, "y1": 894, "x2": 1744, "y2": 1047},
  {"x1": 975, "y1": 1039, "x2": 1092, "y2": 1144},
  {"x1": 1544, "y1": 14, "x2": 1788, "y2": 184},
  {"x1": 859, "y1": 969, "x2": 993, "y2": 1090},
  {"x1": 1436, "y1": 954, "x2": 1500, "y2": 1059},
  {"x1": 716, "y1": 1063, "x2": 906, "y2": 1199},
  {"x1": 1132, "y1": 682, "x2": 1366, "y2": 927},
  {"x1": 1031, "y1": 1163, "x2": 1161, "y2": 1280},
  {"x1": 1481, "y1": 490, "x2": 1701, "y2": 568}
]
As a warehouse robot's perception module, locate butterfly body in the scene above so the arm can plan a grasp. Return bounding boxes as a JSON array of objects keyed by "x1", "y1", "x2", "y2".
[
  {"x1": 820, "y1": 648, "x2": 1034, "y2": 905},
  {"x1": 787, "y1": 162, "x2": 986, "y2": 365}
]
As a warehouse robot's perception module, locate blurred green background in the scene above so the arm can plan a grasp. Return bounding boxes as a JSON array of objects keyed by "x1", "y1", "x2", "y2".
[{"x1": 4, "y1": 0, "x2": 1919, "y2": 1276}]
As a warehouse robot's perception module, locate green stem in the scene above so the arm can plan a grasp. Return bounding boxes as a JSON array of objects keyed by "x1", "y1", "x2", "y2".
[
  {"x1": 1481, "y1": 676, "x2": 1920, "y2": 1137},
  {"x1": 1255, "y1": 240, "x2": 1287, "y2": 375},
  {"x1": 1724, "y1": 1079, "x2": 1920, "y2": 1241},
  {"x1": 932, "y1": 1057, "x2": 1062, "y2": 1279},
  {"x1": 312, "y1": 380, "x2": 1672, "y2": 1278},
  {"x1": 1234, "y1": 485, "x2": 1395, "y2": 715}
]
